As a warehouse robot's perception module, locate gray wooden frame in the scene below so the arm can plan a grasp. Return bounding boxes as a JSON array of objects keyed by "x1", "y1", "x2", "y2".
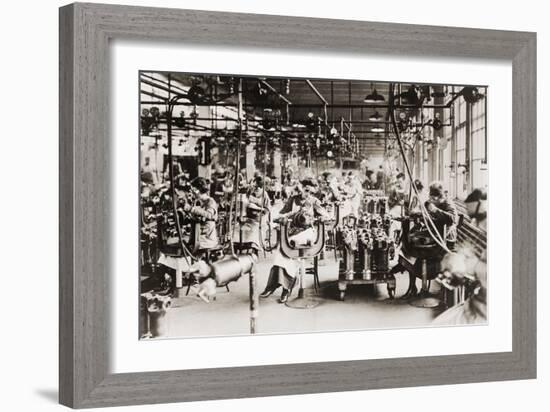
[{"x1": 59, "y1": 2, "x2": 536, "y2": 408}]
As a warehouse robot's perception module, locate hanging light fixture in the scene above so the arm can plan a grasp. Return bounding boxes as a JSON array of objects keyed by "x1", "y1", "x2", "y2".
[
  {"x1": 461, "y1": 86, "x2": 483, "y2": 104},
  {"x1": 187, "y1": 84, "x2": 206, "y2": 104},
  {"x1": 400, "y1": 85, "x2": 422, "y2": 107},
  {"x1": 369, "y1": 111, "x2": 383, "y2": 121},
  {"x1": 256, "y1": 81, "x2": 269, "y2": 102},
  {"x1": 371, "y1": 125, "x2": 385, "y2": 133},
  {"x1": 364, "y1": 83, "x2": 385, "y2": 103}
]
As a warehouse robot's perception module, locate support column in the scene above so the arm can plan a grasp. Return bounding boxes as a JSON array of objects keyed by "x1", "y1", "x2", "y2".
[
  {"x1": 272, "y1": 149, "x2": 281, "y2": 180},
  {"x1": 198, "y1": 164, "x2": 210, "y2": 179},
  {"x1": 245, "y1": 143, "x2": 255, "y2": 179}
]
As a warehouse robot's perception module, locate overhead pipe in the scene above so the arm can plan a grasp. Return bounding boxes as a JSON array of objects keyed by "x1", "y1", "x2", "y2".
[
  {"x1": 141, "y1": 73, "x2": 188, "y2": 95},
  {"x1": 140, "y1": 77, "x2": 186, "y2": 98},
  {"x1": 154, "y1": 117, "x2": 450, "y2": 127},
  {"x1": 140, "y1": 89, "x2": 169, "y2": 101},
  {"x1": 139, "y1": 101, "x2": 455, "y2": 109}
]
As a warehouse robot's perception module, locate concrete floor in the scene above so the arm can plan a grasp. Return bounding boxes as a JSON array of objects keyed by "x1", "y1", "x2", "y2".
[{"x1": 157, "y1": 254, "x2": 446, "y2": 339}]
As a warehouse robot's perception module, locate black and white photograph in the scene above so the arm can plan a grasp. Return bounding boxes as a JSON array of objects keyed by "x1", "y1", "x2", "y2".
[
  {"x1": 138, "y1": 72, "x2": 488, "y2": 339},
  {"x1": 3, "y1": 0, "x2": 545, "y2": 410}
]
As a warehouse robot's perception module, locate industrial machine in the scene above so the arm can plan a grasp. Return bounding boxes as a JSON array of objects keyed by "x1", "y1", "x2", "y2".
[{"x1": 337, "y1": 212, "x2": 397, "y2": 300}]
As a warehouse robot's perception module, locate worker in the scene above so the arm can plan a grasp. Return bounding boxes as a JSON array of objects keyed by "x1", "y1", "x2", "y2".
[
  {"x1": 232, "y1": 175, "x2": 271, "y2": 254},
  {"x1": 260, "y1": 178, "x2": 329, "y2": 303},
  {"x1": 183, "y1": 177, "x2": 219, "y2": 251},
  {"x1": 464, "y1": 188, "x2": 487, "y2": 231},
  {"x1": 424, "y1": 180, "x2": 459, "y2": 249},
  {"x1": 388, "y1": 172, "x2": 406, "y2": 216}
]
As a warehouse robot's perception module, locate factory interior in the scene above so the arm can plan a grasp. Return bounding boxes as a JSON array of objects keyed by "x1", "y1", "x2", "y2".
[{"x1": 139, "y1": 72, "x2": 488, "y2": 339}]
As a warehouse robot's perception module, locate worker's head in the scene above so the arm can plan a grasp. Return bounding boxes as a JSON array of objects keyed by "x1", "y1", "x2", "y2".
[
  {"x1": 254, "y1": 175, "x2": 264, "y2": 189},
  {"x1": 428, "y1": 181, "x2": 445, "y2": 200},
  {"x1": 396, "y1": 172, "x2": 405, "y2": 182},
  {"x1": 300, "y1": 178, "x2": 317, "y2": 199},
  {"x1": 191, "y1": 177, "x2": 210, "y2": 197},
  {"x1": 141, "y1": 171, "x2": 154, "y2": 185},
  {"x1": 464, "y1": 188, "x2": 487, "y2": 221}
]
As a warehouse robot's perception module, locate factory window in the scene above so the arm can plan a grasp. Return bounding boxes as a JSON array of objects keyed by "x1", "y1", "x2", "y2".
[
  {"x1": 454, "y1": 98, "x2": 469, "y2": 200},
  {"x1": 441, "y1": 104, "x2": 454, "y2": 197},
  {"x1": 470, "y1": 98, "x2": 487, "y2": 190},
  {"x1": 456, "y1": 127, "x2": 467, "y2": 199}
]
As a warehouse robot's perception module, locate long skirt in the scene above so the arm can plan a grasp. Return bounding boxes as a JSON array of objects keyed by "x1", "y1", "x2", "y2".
[
  {"x1": 263, "y1": 266, "x2": 296, "y2": 292},
  {"x1": 271, "y1": 227, "x2": 316, "y2": 277},
  {"x1": 262, "y1": 227, "x2": 316, "y2": 292}
]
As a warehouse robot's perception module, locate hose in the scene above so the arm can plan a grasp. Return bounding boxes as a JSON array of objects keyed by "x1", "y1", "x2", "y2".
[
  {"x1": 166, "y1": 98, "x2": 196, "y2": 266},
  {"x1": 227, "y1": 78, "x2": 244, "y2": 258},
  {"x1": 388, "y1": 84, "x2": 453, "y2": 255}
]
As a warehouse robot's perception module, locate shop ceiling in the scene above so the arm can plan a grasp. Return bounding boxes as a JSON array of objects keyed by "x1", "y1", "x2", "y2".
[{"x1": 140, "y1": 72, "x2": 482, "y2": 155}]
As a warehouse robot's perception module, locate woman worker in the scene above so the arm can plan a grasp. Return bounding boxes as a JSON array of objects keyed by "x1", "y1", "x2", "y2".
[
  {"x1": 232, "y1": 175, "x2": 271, "y2": 254},
  {"x1": 259, "y1": 178, "x2": 330, "y2": 303},
  {"x1": 183, "y1": 177, "x2": 219, "y2": 251}
]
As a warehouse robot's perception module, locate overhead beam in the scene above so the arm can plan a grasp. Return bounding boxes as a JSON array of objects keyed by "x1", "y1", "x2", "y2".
[
  {"x1": 139, "y1": 101, "x2": 452, "y2": 109},
  {"x1": 260, "y1": 80, "x2": 292, "y2": 105},
  {"x1": 305, "y1": 79, "x2": 328, "y2": 105}
]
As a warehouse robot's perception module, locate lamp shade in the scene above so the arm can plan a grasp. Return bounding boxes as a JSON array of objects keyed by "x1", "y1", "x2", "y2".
[
  {"x1": 364, "y1": 88, "x2": 385, "y2": 103},
  {"x1": 369, "y1": 111, "x2": 383, "y2": 121}
]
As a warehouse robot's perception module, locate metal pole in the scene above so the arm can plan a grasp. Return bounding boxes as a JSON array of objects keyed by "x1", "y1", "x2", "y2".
[{"x1": 249, "y1": 270, "x2": 258, "y2": 334}]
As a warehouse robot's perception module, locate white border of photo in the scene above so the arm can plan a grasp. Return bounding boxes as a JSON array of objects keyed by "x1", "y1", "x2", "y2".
[{"x1": 110, "y1": 40, "x2": 511, "y2": 374}]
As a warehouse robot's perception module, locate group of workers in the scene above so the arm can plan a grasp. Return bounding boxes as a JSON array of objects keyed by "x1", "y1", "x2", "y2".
[{"x1": 141, "y1": 159, "x2": 488, "y2": 321}]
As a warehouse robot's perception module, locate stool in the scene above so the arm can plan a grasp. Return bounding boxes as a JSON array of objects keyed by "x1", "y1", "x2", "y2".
[
  {"x1": 304, "y1": 256, "x2": 321, "y2": 294},
  {"x1": 408, "y1": 258, "x2": 442, "y2": 308}
]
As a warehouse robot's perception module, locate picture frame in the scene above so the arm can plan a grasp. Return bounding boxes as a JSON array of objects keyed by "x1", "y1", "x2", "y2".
[{"x1": 59, "y1": 2, "x2": 536, "y2": 408}]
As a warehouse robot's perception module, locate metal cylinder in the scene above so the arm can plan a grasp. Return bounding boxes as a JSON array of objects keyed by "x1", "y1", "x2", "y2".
[
  {"x1": 421, "y1": 259, "x2": 429, "y2": 291},
  {"x1": 363, "y1": 251, "x2": 372, "y2": 280},
  {"x1": 212, "y1": 254, "x2": 256, "y2": 286}
]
